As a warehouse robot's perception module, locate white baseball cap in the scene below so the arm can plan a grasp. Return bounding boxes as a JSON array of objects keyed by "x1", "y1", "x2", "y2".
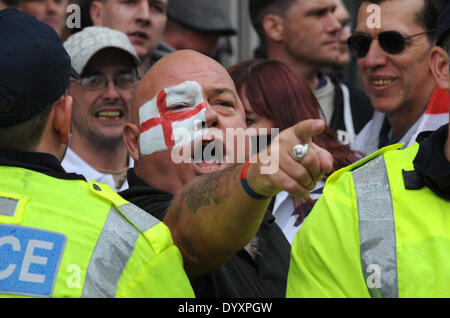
[{"x1": 63, "y1": 26, "x2": 140, "y2": 75}]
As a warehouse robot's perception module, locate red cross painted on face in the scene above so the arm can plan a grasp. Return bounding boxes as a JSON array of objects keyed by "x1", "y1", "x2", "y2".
[{"x1": 138, "y1": 81, "x2": 208, "y2": 156}]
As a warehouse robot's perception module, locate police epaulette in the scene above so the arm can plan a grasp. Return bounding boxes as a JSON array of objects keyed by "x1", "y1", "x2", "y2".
[{"x1": 402, "y1": 170, "x2": 426, "y2": 190}]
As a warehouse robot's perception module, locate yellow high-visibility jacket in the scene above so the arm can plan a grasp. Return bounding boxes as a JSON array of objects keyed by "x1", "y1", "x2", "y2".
[
  {"x1": 287, "y1": 143, "x2": 450, "y2": 298},
  {"x1": 0, "y1": 165, "x2": 194, "y2": 298}
]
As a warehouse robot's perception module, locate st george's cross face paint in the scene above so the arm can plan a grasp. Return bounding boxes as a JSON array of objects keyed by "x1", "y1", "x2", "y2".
[
  {"x1": 137, "y1": 80, "x2": 280, "y2": 174},
  {"x1": 138, "y1": 81, "x2": 208, "y2": 156}
]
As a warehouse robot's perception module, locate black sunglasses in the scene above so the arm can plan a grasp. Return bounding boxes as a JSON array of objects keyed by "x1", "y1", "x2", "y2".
[{"x1": 347, "y1": 30, "x2": 435, "y2": 58}]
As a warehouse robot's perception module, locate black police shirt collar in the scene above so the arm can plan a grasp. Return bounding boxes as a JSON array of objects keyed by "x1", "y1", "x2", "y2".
[
  {"x1": 404, "y1": 124, "x2": 450, "y2": 201},
  {"x1": 0, "y1": 151, "x2": 86, "y2": 181}
]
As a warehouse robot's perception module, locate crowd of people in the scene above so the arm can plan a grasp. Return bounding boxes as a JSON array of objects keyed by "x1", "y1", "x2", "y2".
[{"x1": 0, "y1": 0, "x2": 449, "y2": 299}]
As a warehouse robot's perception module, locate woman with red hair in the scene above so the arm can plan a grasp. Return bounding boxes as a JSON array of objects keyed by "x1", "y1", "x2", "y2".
[{"x1": 229, "y1": 59, "x2": 362, "y2": 244}]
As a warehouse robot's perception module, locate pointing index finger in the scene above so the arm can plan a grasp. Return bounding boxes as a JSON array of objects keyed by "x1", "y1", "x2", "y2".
[{"x1": 292, "y1": 119, "x2": 326, "y2": 144}]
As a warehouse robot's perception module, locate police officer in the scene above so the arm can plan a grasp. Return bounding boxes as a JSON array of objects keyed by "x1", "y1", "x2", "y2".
[
  {"x1": 0, "y1": 8, "x2": 194, "y2": 298},
  {"x1": 286, "y1": 1, "x2": 450, "y2": 298}
]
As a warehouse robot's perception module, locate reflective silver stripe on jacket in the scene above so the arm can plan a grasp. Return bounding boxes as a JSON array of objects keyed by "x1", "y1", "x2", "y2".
[
  {"x1": 119, "y1": 203, "x2": 160, "y2": 232},
  {"x1": 82, "y1": 204, "x2": 160, "y2": 298},
  {"x1": 0, "y1": 197, "x2": 18, "y2": 217},
  {"x1": 352, "y1": 155, "x2": 399, "y2": 298}
]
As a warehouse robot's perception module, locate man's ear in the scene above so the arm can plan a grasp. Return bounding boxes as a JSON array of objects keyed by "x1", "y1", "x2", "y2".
[
  {"x1": 123, "y1": 122, "x2": 140, "y2": 162},
  {"x1": 429, "y1": 46, "x2": 450, "y2": 91},
  {"x1": 53, "y1": 95, "x2": 72, "y2": 145},
  {"x1": 262, "y1": 14, "x2": 285, "y2": 43},
  {"x1": 90, "y1": 0, "x2": 104, "y2": 26}
]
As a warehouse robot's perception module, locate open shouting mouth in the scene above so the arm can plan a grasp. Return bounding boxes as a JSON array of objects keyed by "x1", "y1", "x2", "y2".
[{"x1": 192, "y1": 135, "x2": 227, "y2": 173}]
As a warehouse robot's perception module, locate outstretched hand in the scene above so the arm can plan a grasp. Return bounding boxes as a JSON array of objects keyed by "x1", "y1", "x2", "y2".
[
  {"x1": 164, "y1": 119, "x2": 333, "y2": 278},
  {"x1": 247, "y1": 119, "x2": 334, "y2": 199}
]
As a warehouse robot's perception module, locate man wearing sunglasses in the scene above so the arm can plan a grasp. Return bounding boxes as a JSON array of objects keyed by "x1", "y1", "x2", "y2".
[
  {"x1": 351, "y1": 0, "x2": 447, "y2": 156},
  {"x1": 286, "y1": 0, "x2": 450, "y2": 298},
  {"x1": 61, "y1": 26, "x2": 140, "y2": 192}
]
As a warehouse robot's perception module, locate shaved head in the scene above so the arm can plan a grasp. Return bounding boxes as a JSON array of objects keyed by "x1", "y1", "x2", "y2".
[
  {"x1": 132, "y1": 50, "x2": 242, "y2": 123},
  {"x1": 124, "y1": 49, "x2": 247, "y2": 194}
]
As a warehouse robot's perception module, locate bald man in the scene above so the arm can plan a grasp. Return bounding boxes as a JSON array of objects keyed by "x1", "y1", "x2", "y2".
[{"x1": 119, "y1": 50, "x2": 333, "y2": 295}]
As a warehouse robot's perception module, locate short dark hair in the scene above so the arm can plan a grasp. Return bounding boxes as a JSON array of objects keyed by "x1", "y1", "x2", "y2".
[
  {"x1": 2, "y1": 0, "x2": 19, "y2": 5},
  {"x1": 249, "y1": 0, "x2": 297, "y2": 45},
  {"x1": 442, "y1": 33, "x2": 450, "y2": 56},
  {"x1": 0, "y1": 94, "x2": 53, "y2": 152},
  {"x1": 362, "y1": 0, "x2": 443, "y2": 43}
]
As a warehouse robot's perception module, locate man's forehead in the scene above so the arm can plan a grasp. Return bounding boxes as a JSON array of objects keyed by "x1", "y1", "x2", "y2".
[
  {"x1": 168, "y1": 69, "x2": 234, "y2": 90},
  {"x1": 137, "y1": 50, "x2": 238, "y2": 103},
  {"x1": 146, "y1": 80, "x2": 237, "y2": 106},
  {"x1": 149, "y1": 65, "x2": 236, "y2": 97}
]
